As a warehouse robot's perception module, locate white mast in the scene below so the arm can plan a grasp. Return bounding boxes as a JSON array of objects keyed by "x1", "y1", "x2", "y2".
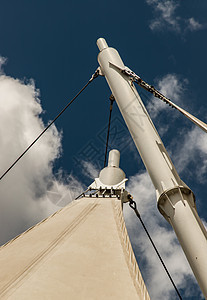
[{"x1": 97, "y1": 38, "x2": 207, "y2": 298}]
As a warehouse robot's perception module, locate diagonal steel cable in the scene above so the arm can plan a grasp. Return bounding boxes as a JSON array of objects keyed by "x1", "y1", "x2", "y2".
[
  {"x1": 0, "y1": 69, "x2": 99, "y2": 181},
  {"x1": 128, "y1": 198, "x2": 183, "y2": 300},
  {"x1": 104, "y1": 94, "x2": 115, "y2": 168}
]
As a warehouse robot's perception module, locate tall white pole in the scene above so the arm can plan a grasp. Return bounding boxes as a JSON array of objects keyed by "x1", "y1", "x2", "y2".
[{"x1": 97, "y1": 38, "x2": 207, "y2": 297}]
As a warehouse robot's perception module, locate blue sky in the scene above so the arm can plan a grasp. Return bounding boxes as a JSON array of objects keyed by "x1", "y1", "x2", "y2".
[{"x1": 0, "y1": 1, "x2": 207, "y2": 299}]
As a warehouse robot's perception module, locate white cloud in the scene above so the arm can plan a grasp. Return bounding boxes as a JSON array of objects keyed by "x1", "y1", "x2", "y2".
[
  {"x1": 0, "y1": 59, "x2": 86, "y2": 245},
  {"x1": 0, "y1": 59, "x2": 100, "y2": 245},
  {"x1": 146, "y1": 73, "x2": 187, "y2": 133},
  {"x1": 187, "y1": 17, "x2": 204, "y2": 32},
  {"x1": 0, "y1": 56, "x2": 7, "y2": 74},
  {"x1": 147, "y1": 0, "x2": 180, "y2": 32},
  {"x1": 81, "y1": 160, "x2": 99, "y2": 180},
  {"x1": 124, "y1": 171, "x2": 202, "y2": 299},
  {"x1": 145, "y1": 73, "x2": 207, "y2": 183},
  {"x1": 146, "y1": 0, "x2": 205, "y2": 33},
  {"x1": 46, "y1": 173, "x2": 85, "y2": 207},
  {"x1": 173, "y1": 126, "x2": 207, "y2": 182}
]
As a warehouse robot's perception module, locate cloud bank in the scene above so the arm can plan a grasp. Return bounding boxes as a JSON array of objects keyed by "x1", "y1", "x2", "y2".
[
  {"x1": 0, "y1": 60, "x2": 83, "y2": 245},
  {"x1": 173, "y1": 126, "x2": 207, "y2": 183},
  {"x1": 146, "y1": 0, "x2": 205, "y2": 33},
  {"x1": 146, "y1": 73, "x2": 186, "y2": 119}
]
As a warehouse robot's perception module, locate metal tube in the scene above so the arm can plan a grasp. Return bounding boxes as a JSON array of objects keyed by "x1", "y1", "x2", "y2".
[
  {"x1": 97, "y1": 38, "x2": 207, "y2": 297},
  {"x1": 97, "y1": 38, "x2": 108, "y2": 51},
  {"x1": 108, "y1": 149, "x2": 120, "y2": 167}
]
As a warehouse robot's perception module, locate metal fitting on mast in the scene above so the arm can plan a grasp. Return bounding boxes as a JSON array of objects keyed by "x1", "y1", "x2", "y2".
[{"x1": 89, "y1": 149, "x2": 130, "y2": 202}]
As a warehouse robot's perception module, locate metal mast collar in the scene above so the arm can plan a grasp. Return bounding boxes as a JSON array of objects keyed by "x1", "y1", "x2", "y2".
[{"x1": 88, "y1": 149, "x2": 130, "y2": 202}]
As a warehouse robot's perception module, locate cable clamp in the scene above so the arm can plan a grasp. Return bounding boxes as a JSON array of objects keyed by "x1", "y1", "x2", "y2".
[
  {"x1": 128, "y1": 195, "x2": 141, "y2": 218},
  {"x1": 89, "y1": 68, "x2": 100, "y2": 82}
]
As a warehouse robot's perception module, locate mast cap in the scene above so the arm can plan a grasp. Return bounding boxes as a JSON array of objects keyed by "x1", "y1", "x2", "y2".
[{"x1": 97, "y1": 38, "x2": 108, "y2": 51}]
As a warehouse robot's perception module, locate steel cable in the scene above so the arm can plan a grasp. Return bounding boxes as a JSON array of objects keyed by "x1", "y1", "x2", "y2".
[
  {"x1": 0, "y1": 69, "x2": 99, "y2": 181},
  {"x1": 104, "y1": 95, "x2": 115, "y2": 167},
  {"x1": 128, "y1": 198, "x2": 183, "y2": 300}
]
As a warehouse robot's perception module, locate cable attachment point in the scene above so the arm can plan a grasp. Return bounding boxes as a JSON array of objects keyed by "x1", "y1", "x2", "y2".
[
  {"x1": 89, "y1": 68, "x2": 100, "y2": 82},
  {"x1": 128, "y1": 196, "x2": 141, "y2": 218},
  {"x1": 109, "y1": 94, "x2": 115, "y2": 101},
  {"x1": 109, "y1": 94, "x2": 115, "y2": 110}
]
